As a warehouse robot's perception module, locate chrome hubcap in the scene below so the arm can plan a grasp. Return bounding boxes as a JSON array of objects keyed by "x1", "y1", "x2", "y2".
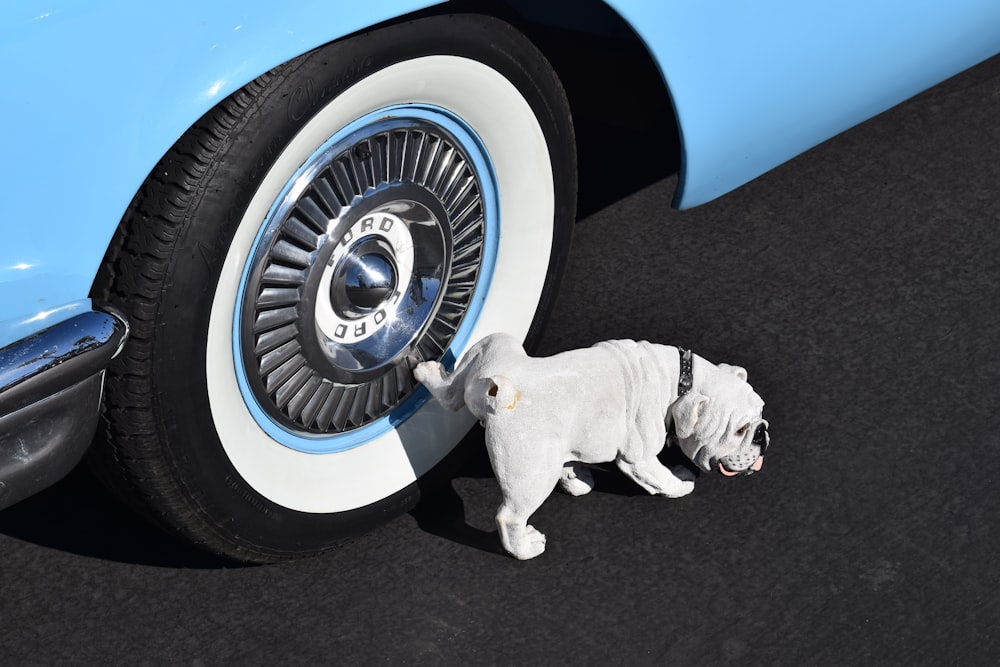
[{"x1": 238, "y1": 113, "x2": 488, "y2": 436}]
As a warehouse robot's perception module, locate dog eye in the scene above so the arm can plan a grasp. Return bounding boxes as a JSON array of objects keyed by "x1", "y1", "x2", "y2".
[{"x1": 735, "y1": 424, "x2": 750, "y2": 437}]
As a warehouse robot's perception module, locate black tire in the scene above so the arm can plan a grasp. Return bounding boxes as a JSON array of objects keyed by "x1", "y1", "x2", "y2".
[{"x1": 90, "y1": 14, "x2": 576, "y2": 562}]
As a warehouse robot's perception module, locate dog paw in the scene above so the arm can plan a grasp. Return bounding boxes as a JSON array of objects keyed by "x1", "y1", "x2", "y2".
[
  {"x1": 413, "y1": 361, "x2": 442, "y2": 384},
  {"x1": 560, "y1": 477, "x2": 594, "y2": 497},
  {"x1": 509, "y1": 526, "x2": 547, "y2": 560},
  {"x1": 559, "y1": 464, "x2": 595, "y2": 496},
  {"x1": 662, "y1": 479, "x2": 695, "y2": 498},
  {"x1": 669, "y1": 464, "x2": 697, "y2": 483}
]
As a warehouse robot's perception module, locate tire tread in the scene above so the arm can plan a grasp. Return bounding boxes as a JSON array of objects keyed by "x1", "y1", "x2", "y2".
[{"x1": 91, "y1": 71, "x2": 298, "y2": 562}]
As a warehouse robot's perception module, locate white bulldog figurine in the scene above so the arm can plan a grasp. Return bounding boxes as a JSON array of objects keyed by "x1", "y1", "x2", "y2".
[{"x1": 414, "y1": 333, "x2": 769, "y2": 560}]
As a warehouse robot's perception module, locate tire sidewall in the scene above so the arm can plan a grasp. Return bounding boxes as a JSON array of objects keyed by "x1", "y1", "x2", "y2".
[{"x1": 151, "y1": 15, "x2": 575, "y2": 557}]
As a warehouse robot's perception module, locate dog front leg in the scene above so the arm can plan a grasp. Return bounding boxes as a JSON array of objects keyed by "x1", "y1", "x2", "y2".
[{"x1": 615, "y1": 455, "x2": 695, "y2": 498}]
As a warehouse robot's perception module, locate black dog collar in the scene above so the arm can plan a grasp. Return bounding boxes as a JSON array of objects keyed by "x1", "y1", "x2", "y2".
[
  {"x1": 666, "y1": 346, "x2": 693, "y2": 449},
  {"x1": 677, "y1": 347, "x2": 693, "y2": 396}
]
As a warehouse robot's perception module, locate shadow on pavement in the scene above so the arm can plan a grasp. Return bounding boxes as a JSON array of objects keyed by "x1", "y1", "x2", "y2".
[{"x1": 0, "y1": 463, "x2": 234, "y2": 569}]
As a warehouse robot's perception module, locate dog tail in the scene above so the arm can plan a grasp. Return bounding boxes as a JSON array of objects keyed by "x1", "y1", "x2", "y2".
[{"x1": 466, "y1": 375, "x2": 520, "y2": 423}]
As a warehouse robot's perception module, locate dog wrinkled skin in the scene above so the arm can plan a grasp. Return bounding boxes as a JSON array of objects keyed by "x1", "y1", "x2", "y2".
[{"x1": 414, "y1": 333, "x2": 769, "y2": 560}]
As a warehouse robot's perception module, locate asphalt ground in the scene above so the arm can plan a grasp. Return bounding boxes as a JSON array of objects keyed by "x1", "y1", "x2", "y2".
[{"x1": 1, "y1": 53, "x2": 998, "y2": 665}]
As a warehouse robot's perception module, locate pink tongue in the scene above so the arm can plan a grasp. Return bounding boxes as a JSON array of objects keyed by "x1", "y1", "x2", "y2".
[
  {"x1": 719, "y1": 463, "x2": 739, "y2": 477},
  {"x1": 719, "y1": 456, "x2": 764, "y2": 477}
]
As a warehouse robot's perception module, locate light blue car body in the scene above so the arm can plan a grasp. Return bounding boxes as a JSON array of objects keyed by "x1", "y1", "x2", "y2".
[
  {"x1": 2, "y1": 0, "x2": 1000, "y2": 346},
  {"x1": 0, "y1": 0, "x2": 444, "y2": 347},
  {"x1": 611, "y1": 0, "x2": 1000, "y2": 208}
]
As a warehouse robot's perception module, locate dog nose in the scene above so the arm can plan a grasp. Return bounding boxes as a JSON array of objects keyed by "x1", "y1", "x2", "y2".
[{"x1": 752, "y1": 423, "x2": 769, "y2": 453}]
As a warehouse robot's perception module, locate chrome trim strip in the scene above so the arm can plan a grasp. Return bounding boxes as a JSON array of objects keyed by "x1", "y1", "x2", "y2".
[{"x1": 0, "y1": 309, "x2": 129, "y2": 416}]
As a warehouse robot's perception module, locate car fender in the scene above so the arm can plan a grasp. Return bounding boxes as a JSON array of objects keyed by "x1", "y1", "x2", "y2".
[
  {"x1": 0, "y1": 0, "x2": 440, "y2": 346},
  {"x1": 606, "y1": 0, "x2": 1000, "y2": 208}
]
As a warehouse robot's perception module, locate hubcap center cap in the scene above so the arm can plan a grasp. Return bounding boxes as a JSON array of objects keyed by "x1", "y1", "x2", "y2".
[
  {"x1": 314, "y1": 209, "x2": 421, "y2": 349},
  {"x1": 336, "y1": 248, "x2": 398, "y2": 315}
]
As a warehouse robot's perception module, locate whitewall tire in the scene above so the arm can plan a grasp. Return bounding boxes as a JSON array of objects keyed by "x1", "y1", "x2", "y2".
[{"x1": 92, "y1": 14, "x2": 576, "y2": 562}]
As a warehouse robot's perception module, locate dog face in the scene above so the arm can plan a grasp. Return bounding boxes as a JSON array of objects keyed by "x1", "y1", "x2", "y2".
[{"x1": 670, "y1": 363, "x2": 769, "y2": 476}]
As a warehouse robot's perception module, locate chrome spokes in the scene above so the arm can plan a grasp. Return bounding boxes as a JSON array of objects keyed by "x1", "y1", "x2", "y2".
[{"x1": 239, "y1": 116, "x2": 487, "y2": 434}]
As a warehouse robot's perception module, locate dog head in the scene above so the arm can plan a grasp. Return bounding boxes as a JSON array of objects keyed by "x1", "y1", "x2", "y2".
[{"x1": 670, "y1": 361, "x2": 769, "y2": 476}]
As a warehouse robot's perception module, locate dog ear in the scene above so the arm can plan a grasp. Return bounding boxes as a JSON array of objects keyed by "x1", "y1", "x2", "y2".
[
  {"x1": 672, "y1": 392, "x2": 710, "y2": 439},
  {"x1": 718, "y1": 363, "x2": 748, "y2": 382}
]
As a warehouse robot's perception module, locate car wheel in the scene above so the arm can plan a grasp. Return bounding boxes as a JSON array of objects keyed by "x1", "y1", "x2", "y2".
[{"x1": 91, "y1": 14, "x2": 575, "y2": 562}]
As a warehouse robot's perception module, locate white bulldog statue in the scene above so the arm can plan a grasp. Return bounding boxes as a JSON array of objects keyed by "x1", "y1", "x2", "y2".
[{"x1": 414, "y1": 333, "x2": 769, "y2": 560}]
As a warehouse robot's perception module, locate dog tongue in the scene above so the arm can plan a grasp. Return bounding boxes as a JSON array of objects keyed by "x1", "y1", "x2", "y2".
[
  {"x1": 719, "y1": 463, "x2": 739, "y2": 477},
  {"x1": 718, "y1": 456, "x2": 764, "y2": 477}
]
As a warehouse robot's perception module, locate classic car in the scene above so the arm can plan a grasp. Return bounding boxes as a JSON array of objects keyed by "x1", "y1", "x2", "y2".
[{"x1": 2, "y1": 0, "x2": 998, "y2": 561}]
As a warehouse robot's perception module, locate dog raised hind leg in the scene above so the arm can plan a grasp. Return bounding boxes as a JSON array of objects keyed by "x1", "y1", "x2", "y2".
[{"x1": 413, "y1": 360, "x2": 467, "y2": 411}]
